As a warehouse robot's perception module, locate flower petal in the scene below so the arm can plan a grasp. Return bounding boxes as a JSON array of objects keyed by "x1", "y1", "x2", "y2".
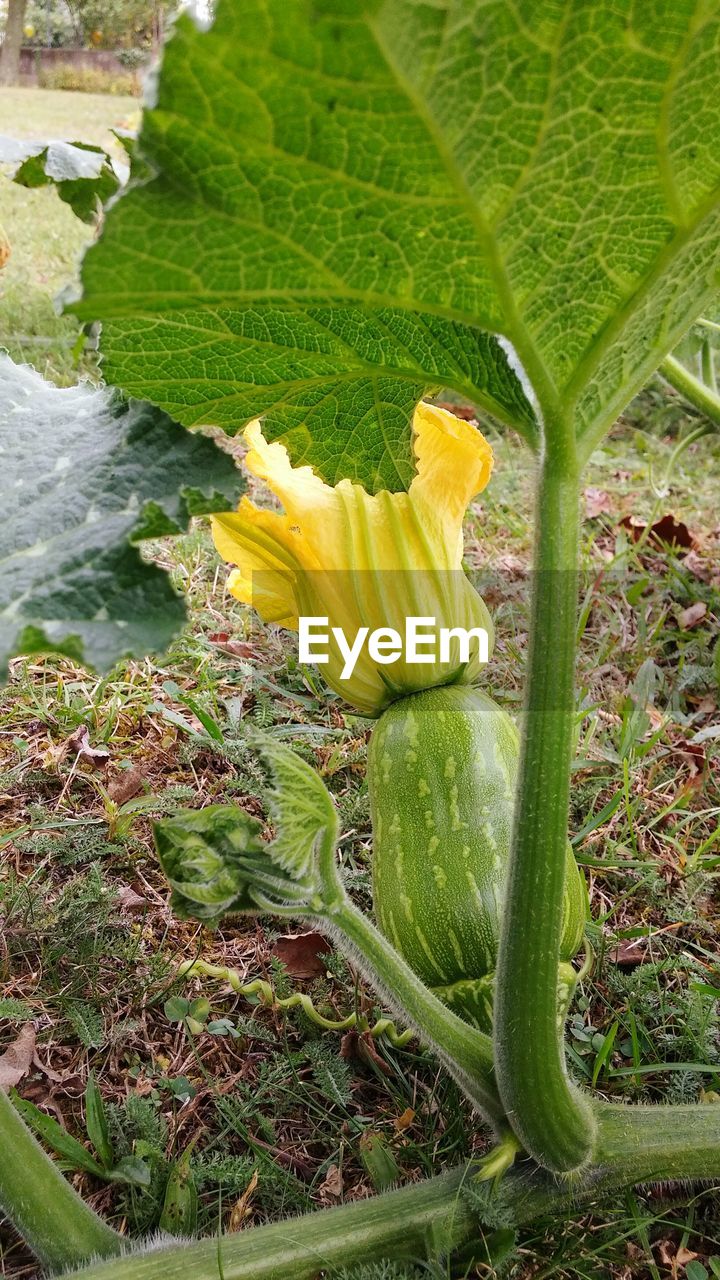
[
  {"x1": 212, "y1": 502, "x2": 299, "y2": 626},
  {"x1": 410, "y1": 403, "x2": 493, "y2": 530}
]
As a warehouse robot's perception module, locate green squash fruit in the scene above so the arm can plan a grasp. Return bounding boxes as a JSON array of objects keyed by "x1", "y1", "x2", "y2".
[{"x1": 368, "y1": 684, "x2": 587, "y2": 1030}]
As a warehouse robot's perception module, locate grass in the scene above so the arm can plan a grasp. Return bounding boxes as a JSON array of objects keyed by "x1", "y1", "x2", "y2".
[
  {"x1": 2, "y1": 89, "x2": 720, "y2": 1280},
  {"x1": 0, "y1": 88, "x2": 138, "y2": 385}
]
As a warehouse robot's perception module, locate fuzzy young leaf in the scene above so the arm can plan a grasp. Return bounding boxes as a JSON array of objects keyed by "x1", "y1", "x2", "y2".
[
  {"x1": 0, "y1": 357, "x2": 242, "y2": 676},
  {"x1": 255, "y1": 735, "x2": 339, "y2": 883},
  {"x1": 153, "y1": 805, "x2": 267, "y2": 923},
  {"x1": 77, "y1": 0, "x2": 720, "y2": 483},
  {"x1": 154, "y1": 744, "x2": 342, "y2": 921},
  {"x1": 0, "y1": 136, "x2": 120, "y2": 224}
]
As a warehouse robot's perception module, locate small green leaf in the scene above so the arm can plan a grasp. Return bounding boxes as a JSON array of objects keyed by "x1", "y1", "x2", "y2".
[
  {"x1": 159, "y1": 1146, "x2": 198, "y2": 1236},
  {"x1": 106, "y1": 1155, "x2": 152, "y2": 1188},
  {"x1": 65, "y1": 1001, "x2": 105, "y2": 1050},
  {"x1": 84, "y1": 1073, "x2": 114, "y2": 1170},
  {"x1": 591, "y1": 1021, "x2": 619, "y2": 1087},
  {"x1": 164, "y1": 996, "x2": 191, "y2": 1022},
  {"x1": 163, "y1": 681, "x2": 225, "y2": 742},
  {"x1": 359, "y1": 1132, "x2": 402, "y2": 1191},
  {"x1": 188, "y1": 997, "x2": 211, "y2": 1024},
  {"x1": 0, "y1": 357, "x2": 242, "y2": 677},
  {"x1": 686, "y1": 1264, "x2": 709, "y2": 1280},
  {"x1": 12, "y1": 1093, "x2": 105, "y2": 1177},
  {"x1": 0, "y1": 998, "x2": 34, "y2": 1022}
]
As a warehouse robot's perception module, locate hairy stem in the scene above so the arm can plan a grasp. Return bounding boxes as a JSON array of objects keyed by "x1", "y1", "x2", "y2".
[
  {"x1": 661, "y1": 354, "x2": 720, "y2": 423},
  {"x1": 324, "y1": 898, "x2": 506, "y2": 1128},
  {"x1": 594, "y1": 1098, "x2": 720, "y2": 1179},
  {"x1": 60, "y1": 1099, "x2": 720, "y2": 1280},
  {"x1": 0, "y1": 1087, "x2": 122, "y2": 1269},
  {"x1": 494, "y1": 445, "x2": 596, "y2": 1171},
  {"x1": 61, "y1": 1165, "x2": 477, "y2": 1280}
]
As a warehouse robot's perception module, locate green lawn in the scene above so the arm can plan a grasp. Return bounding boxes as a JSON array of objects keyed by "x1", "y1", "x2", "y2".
[
  {"x1": 2, "y1": 86, "x2": 720, "y2": 1280},
  {"x1": 0, "y1": 88, "x2": 137, "y2": 384}
]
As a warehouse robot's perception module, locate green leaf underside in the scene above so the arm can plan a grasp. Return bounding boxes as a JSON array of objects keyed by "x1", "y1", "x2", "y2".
[
  {"x1": 0, "y1": 137, "x2": 120, "y2": 225},
  {"x1": 91, "y1": 308, "x2": 535, "y2": 490},
  {"x1": 256, "y1": 734, "x2": 337, "y2": 882},
  {"x1": 0, "y1": 357, "x2": 242, "y2": 675},
  {"x1": 76, "y1": 0, "x2": 720, "y2": 486}
]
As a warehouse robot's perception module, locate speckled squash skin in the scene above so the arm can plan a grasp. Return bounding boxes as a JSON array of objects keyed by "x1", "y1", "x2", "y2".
[{"x1": 368, "y1": 685, "x2": 586, "y2": 1030}]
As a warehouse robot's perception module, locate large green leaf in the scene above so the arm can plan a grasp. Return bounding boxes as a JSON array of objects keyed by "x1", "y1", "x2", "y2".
[
  {"x1": 75, "y1": 1, "x2": 720, "y2": 484},
  {"x1": 0, "y1": 357, "x2": 242, "y2": 675}
]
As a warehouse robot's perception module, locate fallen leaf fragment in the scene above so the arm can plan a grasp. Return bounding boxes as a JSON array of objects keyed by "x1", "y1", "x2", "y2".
[
  {"x1": 683, "y1": 549, "x2": 714, "y2": 581},
  {"x1": 0, "y1": 1024, "x2": 36, "y2": 1089},
  {"x1": 66, "y1": 725, "x2": 110, "y2": 767},
  {"x1": 272, "y1": 931, "x2": 332, "y2": 979},
  {"x1": 318, "y1": 1162, "x2": 343, "y2": 1200},
  {"x1": 608, "y1": 939, "x2": 647, "y2": 968},
  {"x1": 32, "y1": 1051, "x2": 65, "y2": 1084},
  {"x1": 584, "y1": 487, "x2": 613, "y2": 519},
  {"x1": 620, "y1": 513, "x2": 695, "y2": 551},
  {"x1": 107, "y1": 767, "x2": 146, "y2": 805},
  {"x1": 116, "y1": 885, "x2": 149, "y2": 912},
  {"x1": 208, "y1": 633, "x2": 263, "y2": 661},
  {"x1": 678, "y1": 601, "x2": 708, "y2": 629},
  {"x1": 394, "y1": 1107, "x2": 415, "y2": 1132},
  {"x1": 341, "y1": 1029, "x2": 394, "y2": 1077}
]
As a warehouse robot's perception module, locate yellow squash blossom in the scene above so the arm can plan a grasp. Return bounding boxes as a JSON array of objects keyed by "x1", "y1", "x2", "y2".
[{"x1": 212, "y1": 403, "x2": 494, "y2": 716}]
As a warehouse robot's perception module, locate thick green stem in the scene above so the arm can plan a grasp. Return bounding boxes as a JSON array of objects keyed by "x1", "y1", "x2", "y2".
[
  {"x1": 494, "y1": 447, "x2": 596, "y2": 1172},
  {"x1": 660, "y1": 354, "x2": 720, "y2": 424},
  {"x1": 325, "y1": 898, "x2": 505, "y2": 1128},
  {"x1": 62, "y1": 1166, "x2": 477, "y2": 1280},
  {"x1": 60, "y1": 1099, "x2": 720, "y2": 1280},
  {"x1": 594, "y1": 1098, "x2": 720, "y2": 1180},
  {"x1": 0, "y1": 1087, "x2": 123, "y2": 1269}
]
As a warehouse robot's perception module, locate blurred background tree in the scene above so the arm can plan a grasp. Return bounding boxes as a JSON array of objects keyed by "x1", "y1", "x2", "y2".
[
  {"x1": 0, "y1": 0, "x2": 29, "y2": 84},
  {"x1": 2, "y1": 0, "x2": 178, "y2": 54}
]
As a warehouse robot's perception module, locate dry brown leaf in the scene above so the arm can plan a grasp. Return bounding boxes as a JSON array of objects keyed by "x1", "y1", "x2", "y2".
[
  {"x1": 318, "y1": 1163, "x2": 343, "y2": 1200},
  {"x1": 675, "y1": 1246, "x2": 699, "y2": 1269},
  {"x1": 116, "y1": 885, "x2": 149, "y2": 912},
  {"x1": 436, "y1": 402, "x2": 478, "y2": 422},
  {"x1": 0, "y1": 1024, "x2": 36, "y2": 1089},
  {"x1": 272, "y1": 930, "x2": 332, "y2": 979},
  {"x1": 32, "y1": 1051, "x2": 65, "y2": 1084},
  {"x1": 620, "y1": 512, "x2": 695, "y2": 551},
  {"x1": 340, "y1": 1029, "x2": 394, "y2": 1077},
  {"x1": 657, "y1": 1239, "x2": 698, "y2": 1278},
  {"x1": 66, "y1": 725, "x2": 110, "y2": 767},
  {"x1": 394, "y1": 1107, "x2": 415, "y2": 1132},
  {"x1": 584, "y1": 487, "x2": 613, "y2": 519},
  {"x1": 608, "y1": 939, "x2": 647, "y2": 968},
  {"x1": 208, "y1": 633, "x2": 263, "y2": 661},
  {"x1": 107, "y1": 767, "x2": 146, "y2": 805},
  {"x1": 678, "y1": 601, "x2": 708, "y2": 629},
  {"x1": 672, "y1": 738, "x2": 705, "y2": 778},
  {"x1": 684, "y1": 549, "x2": 714, "y2": 581},
  {"x1": 228, "y1": 1168, "x2": 259, "y2": 1231}
]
